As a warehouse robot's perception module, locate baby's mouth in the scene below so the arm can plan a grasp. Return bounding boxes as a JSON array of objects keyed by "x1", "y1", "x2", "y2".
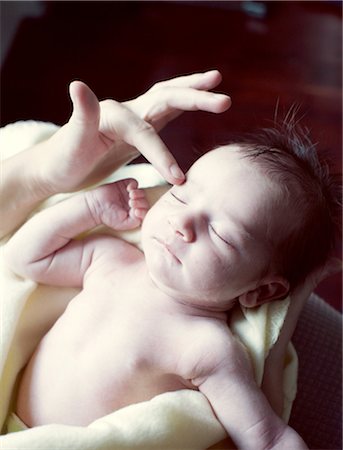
[{"x1": 154, "y1": 237, "x2": 182, "y2": 264}]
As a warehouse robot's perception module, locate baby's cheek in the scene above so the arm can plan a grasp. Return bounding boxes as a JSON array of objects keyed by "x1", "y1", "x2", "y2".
[{"x1": 190, "y1": 251, "x2": 227, "y2": 285}]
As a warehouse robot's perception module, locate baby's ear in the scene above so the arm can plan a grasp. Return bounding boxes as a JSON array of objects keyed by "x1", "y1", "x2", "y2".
[{"x1": 238, "y1": 276, "x2": 290, "y2": 308}]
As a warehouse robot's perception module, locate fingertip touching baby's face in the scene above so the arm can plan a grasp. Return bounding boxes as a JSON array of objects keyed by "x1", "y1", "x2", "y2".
[{"x1": 141, "y1": 145, "x2": 280, "y2": 310}]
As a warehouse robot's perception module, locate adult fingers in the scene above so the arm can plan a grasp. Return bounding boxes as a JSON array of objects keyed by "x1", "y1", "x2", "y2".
[
  {"x1": 69, "y1": 80, "x2": 100, "y2": 125},
  {"x1": 149, "y1": 70, "x2": 224, "y2": 92},
  {"x1": 100, "y1": 100, "x2": 185, "y2": 184},
  {"x1": 124, "y1": 86, "x2": 231, "y2": 130},
  {"x1": 150, "y1": 86, "x2": 231, "y2": 115}
]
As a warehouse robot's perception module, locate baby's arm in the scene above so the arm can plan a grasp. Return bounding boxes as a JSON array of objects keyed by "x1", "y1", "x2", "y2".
[
  {"x1": 192, "y1": 332, "x2": 307, "y2": 450},
  {"x1": 4, "y1": 179, "x2": 147, "y2": 287}
]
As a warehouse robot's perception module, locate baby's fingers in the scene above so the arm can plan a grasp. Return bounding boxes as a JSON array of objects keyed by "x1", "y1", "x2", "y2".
[
  {"x1": 127, "y1": 181, "x2": 147, "y2": 204},
  {"x1": 127, "y1": 182, "x2": 149, "y2": 220},
  {"x1": 132, "y1": 208, "x2": 148, "y2": 220},
  {"x1": 127, "y1": 182, "x2": 144, "y2": 198},
  {"x1": 129, "y1": 197, "x2": 148, "y2": 210}
]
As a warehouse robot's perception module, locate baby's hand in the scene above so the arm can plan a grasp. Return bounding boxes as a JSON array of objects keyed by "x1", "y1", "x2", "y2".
[{"x1": 85, "y1": 179, "x2": 148, "y2": 231}]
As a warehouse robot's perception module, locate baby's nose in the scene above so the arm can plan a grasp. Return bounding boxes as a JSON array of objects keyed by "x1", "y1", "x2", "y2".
[{"x1": 168, "y1": 214, "x2": 195, "y2": 242}]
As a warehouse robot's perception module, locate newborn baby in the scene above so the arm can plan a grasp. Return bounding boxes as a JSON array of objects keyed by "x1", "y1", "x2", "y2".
[{"x1": 6, "y1": 144, "x2": 313, "y2": 449}]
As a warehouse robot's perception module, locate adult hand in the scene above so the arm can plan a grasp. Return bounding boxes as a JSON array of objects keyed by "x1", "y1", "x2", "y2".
[{"x1": 41, "y1": 70, "x2": 231, "y2": 194}]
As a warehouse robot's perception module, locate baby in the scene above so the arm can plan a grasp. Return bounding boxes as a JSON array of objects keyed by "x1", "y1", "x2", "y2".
[{"x1": 6, "y1": 121, "x2": 340, "y2": 448}]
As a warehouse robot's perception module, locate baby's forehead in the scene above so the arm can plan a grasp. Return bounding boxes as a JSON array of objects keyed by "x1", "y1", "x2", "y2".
[
  {"x1": 186, "y1": 144, "x2": 285, "y2": 209},
  {"x1": 192, "y1": 145, "x2": 245, "y2": 168},
  {"x1": 199, "y1": 144, "x2": 241, "y2": 160},
  {"x1": 187, "y1": 145, "x2": 251, "y2": 180}
]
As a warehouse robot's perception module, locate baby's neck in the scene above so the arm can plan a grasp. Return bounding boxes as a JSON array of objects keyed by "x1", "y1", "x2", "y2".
[{"x1": 135, "y1": 261, "x2": 229, "y2": 322}]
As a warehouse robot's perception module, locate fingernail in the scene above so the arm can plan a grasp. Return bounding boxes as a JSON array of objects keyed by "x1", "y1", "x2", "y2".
[{"x1": 170, "y1": 164, "x2": 185, "y2": 180}]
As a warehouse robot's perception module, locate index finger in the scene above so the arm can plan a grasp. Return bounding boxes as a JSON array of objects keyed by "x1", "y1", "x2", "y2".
[
  {"x1": 149, "y1": 70, "x2": 223, "y2": 92},
  {"x1": 101, "y1": 100, "x2": 185, "y2": 184}
]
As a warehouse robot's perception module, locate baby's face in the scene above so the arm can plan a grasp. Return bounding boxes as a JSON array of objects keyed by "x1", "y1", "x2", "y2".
[{"x1": 141, "y1": 145, "x2": 278, "y2": 310}]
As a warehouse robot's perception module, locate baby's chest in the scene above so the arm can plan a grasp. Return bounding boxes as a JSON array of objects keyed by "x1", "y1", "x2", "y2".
[
  {"x1": 61, "y1": 281, "x2": 170, "y2": 372},
  {"x1": 62, "y1": 268, "x2": 213, "y2": 382}
]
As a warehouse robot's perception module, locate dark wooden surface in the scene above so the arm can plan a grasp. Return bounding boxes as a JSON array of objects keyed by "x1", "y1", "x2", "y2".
[{"x1": 1, "y1": 1, "x2": 341, "y2": 310}]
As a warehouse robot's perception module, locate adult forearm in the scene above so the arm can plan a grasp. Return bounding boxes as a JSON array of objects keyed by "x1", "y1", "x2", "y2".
[{"x1": 0, "y1": 141, "x2": 53, "y2": 239}]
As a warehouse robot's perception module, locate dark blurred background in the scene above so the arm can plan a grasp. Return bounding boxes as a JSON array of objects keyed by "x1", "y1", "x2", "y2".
[{"x1": 1, "y1": 1, "x2": 341, "y2": 310}]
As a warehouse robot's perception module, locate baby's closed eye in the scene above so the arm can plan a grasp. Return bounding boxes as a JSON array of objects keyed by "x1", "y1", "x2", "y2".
[
  {"x1": 209, "y1": 224, "x2": 232, "y2": 247},
  {"x1": 169, "y1": 189, "x2": 233, "y2": 248},
  {"x1": 170, "y1": 191, "x2": 187, "y2": 204}
]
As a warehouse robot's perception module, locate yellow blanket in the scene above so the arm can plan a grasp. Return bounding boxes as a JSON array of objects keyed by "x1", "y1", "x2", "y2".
[{"x1": 0, "y1": 121, "x2": 297, "y2": 449}]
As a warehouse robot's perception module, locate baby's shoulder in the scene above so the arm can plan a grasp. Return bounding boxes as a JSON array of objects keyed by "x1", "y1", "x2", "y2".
[
  {"x1": 186, "y1": 314, "x2": 230, "y2": 340},
  {"x1": 176, "y1": 318, "x2": 234, "y2": 379}
]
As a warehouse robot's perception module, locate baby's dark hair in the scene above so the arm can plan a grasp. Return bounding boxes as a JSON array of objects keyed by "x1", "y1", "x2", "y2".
[{"x1": 230, "y1": 121, "x2": 341, "y2": 289}]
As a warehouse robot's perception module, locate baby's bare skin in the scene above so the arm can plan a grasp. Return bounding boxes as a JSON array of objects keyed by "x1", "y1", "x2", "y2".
[
  {"x1": 6, "y1": 149, "x2": 307, "y2": 449},
  {"x1": 17, "y1": 246, "x2": 227, "y2": 426}
]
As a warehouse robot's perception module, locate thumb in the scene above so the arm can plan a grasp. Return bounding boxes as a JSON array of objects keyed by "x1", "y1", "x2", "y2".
[{"x1": 69, "y1": 80, "x2": 100, "y2": 125}]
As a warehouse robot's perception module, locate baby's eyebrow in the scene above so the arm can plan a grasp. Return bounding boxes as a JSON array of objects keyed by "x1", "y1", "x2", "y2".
[
  {"x1": 172, "y1": 177, "x2": 198, "y2": 197},
  {"x1": 182, "y1": 175, "x2": 197, "y2": 189}
]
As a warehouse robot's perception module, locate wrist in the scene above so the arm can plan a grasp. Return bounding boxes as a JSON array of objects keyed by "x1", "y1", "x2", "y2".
[
  {"x1": 30, "y1": 138, "x2": 63, "y2": 198},
  {"x1": 83, "y1": 189, "x2": 104, "y2": 228}
]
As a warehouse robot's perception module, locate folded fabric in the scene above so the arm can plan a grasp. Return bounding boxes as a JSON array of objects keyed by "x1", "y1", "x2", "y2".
[{"x1": 0, "y1": 121, "x2": 297, "y2": 449}]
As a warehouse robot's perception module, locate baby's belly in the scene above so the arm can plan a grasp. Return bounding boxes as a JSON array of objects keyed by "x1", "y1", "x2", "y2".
[
  {"x1": 17, "y1": 349, "x2": 188, "y2": 427},
  {"x1": 15, "y1": 295, "x2": 191, "y2": 426}
]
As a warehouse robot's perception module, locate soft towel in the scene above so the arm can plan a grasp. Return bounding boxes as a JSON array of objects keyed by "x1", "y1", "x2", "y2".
[{"x1": 0, "y1": 121, "x2": 297, "y2": 449}]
